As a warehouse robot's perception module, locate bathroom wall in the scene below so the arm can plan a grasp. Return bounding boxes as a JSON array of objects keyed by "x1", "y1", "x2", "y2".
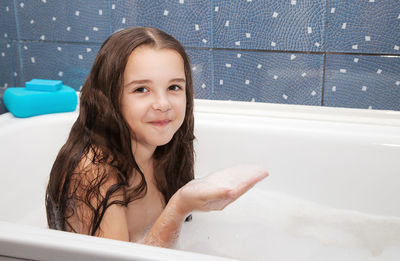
[{"x1": 1, "y1": 0, "x2": 399, "y2": 115}]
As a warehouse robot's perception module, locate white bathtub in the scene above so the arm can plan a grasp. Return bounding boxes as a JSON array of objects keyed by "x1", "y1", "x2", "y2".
[{"x1": 1, "y1": 99, "x2": 400, "y2": 261}]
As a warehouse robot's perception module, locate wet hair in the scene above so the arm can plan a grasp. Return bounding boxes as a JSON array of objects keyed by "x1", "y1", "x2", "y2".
[{"x1": 45, "y1": 27, "x2": 195, "y2": 236}]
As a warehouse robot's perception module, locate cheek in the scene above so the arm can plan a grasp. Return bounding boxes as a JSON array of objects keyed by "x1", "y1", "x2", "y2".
[
  {"x1": 121, "y1": 98, "x2": 143, "y2": 127},
  {"x1": 177, "y1": 96, "x2": 187, "y2": 122}
]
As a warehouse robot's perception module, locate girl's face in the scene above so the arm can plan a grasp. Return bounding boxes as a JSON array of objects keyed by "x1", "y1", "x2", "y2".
[{"x1": 121, "y1": 45, "x2": 187, "y2": 150}]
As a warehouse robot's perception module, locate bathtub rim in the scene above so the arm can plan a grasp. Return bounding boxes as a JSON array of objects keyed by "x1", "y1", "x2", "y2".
[
  {"x1": 0, "y1": 221, "x2": 235, "y2": 261},
  {"x1": 194, "y1": 99, "x2": 400, "y2": 127}
]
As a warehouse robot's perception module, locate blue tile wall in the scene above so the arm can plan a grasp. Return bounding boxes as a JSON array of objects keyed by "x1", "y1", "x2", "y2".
[
  {"x1": 324, "y1": 54, "x2": 400, "y2": 110},
  {"x1": 111, "y1": 0, "x2": 212, "y2": 48},
  {"x1": 213, "y1": 0, "x2": 326, "y2": 51},
  {"x1": 1, "y1": 0, "x2": 17, "y2": 41},
  {"x1": 327, "y1": 0, "x2": 400, "y2": 54},
  {"x1": 15, "y1": 0, "x2": 111, "y2": 43},
  {"x1": 214, "y1": 50, "x2": 324, "y2": 104},
  {"x1": 0, "y1": 41, "x2": 17, "y2": 89},
  {"x1": 20, "y1": 42, "x2": 100, "y2": 90},
  {"x1": 0, "y1": 0, "x2": 400, "y2": 115},
  {"x1": 187, "y1": 48, "x2": 213, "y2": 99}
]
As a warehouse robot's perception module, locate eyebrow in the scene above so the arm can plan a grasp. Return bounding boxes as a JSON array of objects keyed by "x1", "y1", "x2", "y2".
[{"x1": 124, "y1": 78, "x2": 186, "y2": 87}]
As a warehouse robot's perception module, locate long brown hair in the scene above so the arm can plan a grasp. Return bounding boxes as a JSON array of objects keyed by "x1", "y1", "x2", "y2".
[{"x1": 45, "y1": 27, "x2": 195, "y2": 236}]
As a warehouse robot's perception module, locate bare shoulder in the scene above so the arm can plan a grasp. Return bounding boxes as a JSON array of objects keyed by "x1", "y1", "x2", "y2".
[
  {"x1": 73, "y1": 146, "x2": 120, "y2": 187},
  {"x1": 67, "y1": 146, "x2": 129, "y2": 239}
]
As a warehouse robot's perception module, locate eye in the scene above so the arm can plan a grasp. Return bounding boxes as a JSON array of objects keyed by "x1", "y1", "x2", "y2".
[
  {"x1": 133, "y1": 87, "x2": 148, "y2": 93},
  {"x1": 168, "y1": 85, "x2": 182, "y2": 91}
]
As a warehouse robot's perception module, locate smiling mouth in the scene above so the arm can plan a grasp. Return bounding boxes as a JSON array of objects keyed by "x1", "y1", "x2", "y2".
[{"x1": 149, "y1": 120, "x2": 171, "y2": 127}]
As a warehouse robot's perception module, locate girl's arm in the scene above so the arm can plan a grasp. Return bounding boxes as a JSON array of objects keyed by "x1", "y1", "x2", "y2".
[{"x1": 83, "y1": 164, "x2": 267, "y2": 247}]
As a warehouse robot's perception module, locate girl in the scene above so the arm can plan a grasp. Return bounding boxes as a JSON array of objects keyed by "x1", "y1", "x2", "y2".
[{"x1": 46, "y1": 27, "x2": 268, "y2": 247}]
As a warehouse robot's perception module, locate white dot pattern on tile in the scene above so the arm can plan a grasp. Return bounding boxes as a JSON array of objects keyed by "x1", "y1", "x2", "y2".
[
  {"x1": 325, "y1": 54, "x2": 400, "y2": 110},
  {"x1": 327, "y1": 1, "x2": 400, "y2": 54},
  {"x1": 213, "y1": 1, "x2": 324, "y2": 51}
]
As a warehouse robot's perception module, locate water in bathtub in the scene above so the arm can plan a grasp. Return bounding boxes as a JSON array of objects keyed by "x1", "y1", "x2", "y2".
[{"x1": 177, "y1": 188, "x2": 400, "y2": 261}]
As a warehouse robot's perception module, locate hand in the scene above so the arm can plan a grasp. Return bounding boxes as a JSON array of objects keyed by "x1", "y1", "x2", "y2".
[{"x1": 175, "y1": 165, "x2": 269, "y2": 215}]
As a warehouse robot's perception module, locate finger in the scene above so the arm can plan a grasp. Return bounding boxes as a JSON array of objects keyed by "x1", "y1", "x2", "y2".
[{"x1": 228, "y1": 171, "x2": 269, "y2": 199}]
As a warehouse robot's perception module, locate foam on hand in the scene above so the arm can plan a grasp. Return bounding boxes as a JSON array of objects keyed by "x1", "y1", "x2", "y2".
[{"x1": 3, "y1": 79, "x2": 78, "y2": 118}]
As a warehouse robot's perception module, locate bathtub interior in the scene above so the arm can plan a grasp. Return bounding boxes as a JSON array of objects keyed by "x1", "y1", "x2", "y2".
[{"x1": 1, "y1": 99, "x2": 400, "y2": 261}]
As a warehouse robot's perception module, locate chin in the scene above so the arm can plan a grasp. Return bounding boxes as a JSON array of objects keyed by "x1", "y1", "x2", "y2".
[{"x1": 152, "y1": 136, "x2": 174, "y2": 147}]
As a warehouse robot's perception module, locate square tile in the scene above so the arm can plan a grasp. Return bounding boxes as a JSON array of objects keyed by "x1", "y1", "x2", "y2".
[
  {"x1": 0, "y1": 0, "x2": 17, "y2": 40},
  {"x1": 186, "y1": 48, "x2": 213, "y2": 100},
  {"x1": 20, "y1": 42, "x2": 101, "y2": 90},
  {"x1": 213, "y1": 50, "x2": 324, "y2": 105},
  {"x1": 111, "y1": 0, "x2": 212, "y2": 48},
  {"x1": 0, "y1": 40, "x2": 19, "y2": 88},
  {"x1": 213, "y1": 0, "x2": 325, "y2": 51},
  {"x1": 326, "y1": 0, "x2": 400, "y2": 54},
  {"x1": 15, "y1": 0, "x2": 111, "y2": 43},
  {"x1": 324, "y1": 54, "x2": 400, "y2": 110}
]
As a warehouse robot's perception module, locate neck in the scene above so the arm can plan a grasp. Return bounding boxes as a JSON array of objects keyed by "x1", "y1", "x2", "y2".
[{"x1": 131, "y1": 139, "x2": 156, "y2": 177}]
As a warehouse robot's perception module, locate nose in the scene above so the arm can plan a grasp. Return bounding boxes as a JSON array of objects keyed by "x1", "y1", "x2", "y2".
[{"x1": 152, "y1": 93, "x2": 171, "y2": 112}]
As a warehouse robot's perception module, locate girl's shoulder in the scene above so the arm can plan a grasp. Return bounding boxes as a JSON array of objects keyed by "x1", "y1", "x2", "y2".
[{"x1": 73, "y1": 146, "x2": 118, "y2": 184}]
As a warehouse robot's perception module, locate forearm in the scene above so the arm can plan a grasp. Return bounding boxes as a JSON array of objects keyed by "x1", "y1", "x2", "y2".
[{"x1": 140, "y1": 193, "x2": 188, "y2": 248}]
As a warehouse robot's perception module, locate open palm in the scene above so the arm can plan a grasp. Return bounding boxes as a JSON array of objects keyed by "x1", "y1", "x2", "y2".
[{"x1": 178, "y1": 165, "x2": 269, "y2": 213}]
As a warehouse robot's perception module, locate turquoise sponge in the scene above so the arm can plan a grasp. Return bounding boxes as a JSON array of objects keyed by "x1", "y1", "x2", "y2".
[
  {"x1": 26, "y1": 79, "x2": 62, "y2": 92},
  {"x1": 3, "y1": 80, "x2": 78, "y2": 118}
]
